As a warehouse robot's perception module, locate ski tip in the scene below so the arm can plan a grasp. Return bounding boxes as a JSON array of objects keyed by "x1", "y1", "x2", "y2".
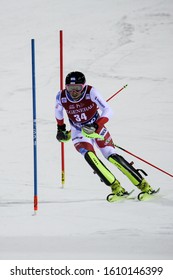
[{"x1": 138, "y1": 187, "x2": 160, "y2": 201}]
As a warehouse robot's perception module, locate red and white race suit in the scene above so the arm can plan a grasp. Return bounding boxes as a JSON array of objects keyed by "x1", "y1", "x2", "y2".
[{"x1": 55, "y1": 85, "x2": 116, "y2": 158}]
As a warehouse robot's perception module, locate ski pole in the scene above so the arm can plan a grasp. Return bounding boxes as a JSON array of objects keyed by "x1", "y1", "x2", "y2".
[
  {"x1": 83, "y1": 132, "x2": 173, "y2": 178},
  {"x1": 82, "y1": 83, "x2": 172, "y2": 179},
  {"x1": 95, "y1": 84, "x2": 128, "y2": 110},
  {"x1": 106, "y1": 84, "x2": 128, "y2": 102},
  {"x1": 114, "y1": 144, "x2": 173, "y2": 178},
  {"x1": 69, "y1": 84, "x2": 127, "y2": 135},
  {"x1": 105, "y1": 86, "x2": 173, "y2": 178}
]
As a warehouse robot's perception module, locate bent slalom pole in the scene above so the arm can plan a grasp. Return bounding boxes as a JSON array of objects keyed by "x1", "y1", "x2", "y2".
[
  {"x1": 114, "y1": 144, "x2": 173, "y2": 178},
  {"x1": 31, "y1": 39, "x2": 38, "y2": 213}
]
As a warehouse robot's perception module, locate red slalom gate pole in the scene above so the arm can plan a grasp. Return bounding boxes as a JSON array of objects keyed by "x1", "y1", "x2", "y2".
[
  {"x1": 59, "y1": 30, "x2": 65, "y2": 188},
  {"x1": 115, "y1": 144, "x2": 173, "y2": 178}
]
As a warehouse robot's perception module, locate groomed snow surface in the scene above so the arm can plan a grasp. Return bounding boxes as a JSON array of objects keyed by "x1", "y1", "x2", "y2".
[{"x1": 0, "y1": 0, "x2": 173, "y2": 264}]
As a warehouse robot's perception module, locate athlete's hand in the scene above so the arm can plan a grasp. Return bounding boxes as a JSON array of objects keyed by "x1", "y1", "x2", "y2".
[
  {"x1": 56, "y1": 124, "x2": 71, "y2": 142},
  {"x1": 82, "y1": 123, "x2": 98, "y2": 135}
]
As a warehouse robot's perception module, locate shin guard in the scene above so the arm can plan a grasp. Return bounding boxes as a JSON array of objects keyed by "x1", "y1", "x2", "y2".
[
  {"x1": 109, "y1": 154, "x2": 143, "y2": 186},
  {"x1": 85, "y1": 151, "x2": 115, "y2": 186}
]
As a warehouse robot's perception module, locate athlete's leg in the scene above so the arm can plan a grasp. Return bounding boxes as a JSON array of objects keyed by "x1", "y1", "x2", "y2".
[
  {"x1": 96, "y1": 127, "x2": 153, "y2": 193},
  {"x1": 71, "y1": 128, "x2": 125, "y2": 194}
]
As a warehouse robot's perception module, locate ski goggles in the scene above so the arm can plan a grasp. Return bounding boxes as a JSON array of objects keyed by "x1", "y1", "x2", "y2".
[{"x1": 66, "y1": 84, "x2": 85, "y2": 93}]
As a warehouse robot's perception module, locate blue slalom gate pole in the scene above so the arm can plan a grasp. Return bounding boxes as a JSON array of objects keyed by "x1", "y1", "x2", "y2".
[{"x1": 31, "y1": 39, "x2": 38, "y2": 213}]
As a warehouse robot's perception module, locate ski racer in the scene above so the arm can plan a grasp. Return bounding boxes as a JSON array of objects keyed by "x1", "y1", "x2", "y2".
[{"x1": 55, "y1": 71, "x2": 154, "y2": 199}]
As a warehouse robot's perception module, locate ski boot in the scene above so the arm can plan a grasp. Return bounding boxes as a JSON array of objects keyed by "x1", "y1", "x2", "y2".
[
  {"x1": 111, "y1": 179, "x2": 127, "y2": 196},
  {"x1": 138, "y1": 179, "x2": 153, "y2": 194},
  {"x1": 107, "y1": 179, "x2": 133, "y2": 202},
  {"x1": 137, "y1": 179, "x2": 160, "y2": 201}
]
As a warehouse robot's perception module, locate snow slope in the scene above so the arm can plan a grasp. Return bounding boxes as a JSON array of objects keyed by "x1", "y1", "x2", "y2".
[{"x1": 0, "y1": 0, "x2": 173, "y2": 261}]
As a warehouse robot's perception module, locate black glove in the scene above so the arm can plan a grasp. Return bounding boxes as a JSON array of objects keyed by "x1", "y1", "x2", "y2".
[
  {"x1": 82, "y1": 123, "x2": 99, "y2": 135},
  {"x1": 56, "y1": 124, "x2": 70, "y2": 142}
]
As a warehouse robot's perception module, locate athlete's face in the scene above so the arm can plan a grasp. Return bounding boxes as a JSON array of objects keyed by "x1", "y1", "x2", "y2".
[{"x1": 66, "y1": 84, "x2": 85, "y2": 100}]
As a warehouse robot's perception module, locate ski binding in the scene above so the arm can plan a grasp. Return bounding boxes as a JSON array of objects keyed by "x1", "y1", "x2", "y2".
[
  {"x1": 107, "y1": 189, "x2": 135, "y2": 202},
  {"x1": 137, "y1": 188, "x2": 160, "y2": 201}
]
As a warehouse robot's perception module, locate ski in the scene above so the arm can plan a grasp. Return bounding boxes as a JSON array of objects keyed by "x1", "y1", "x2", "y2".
[
  {"x1": 107, "y1": 188, "x2": 161, "y2": 202},
  {"x1": 107, "y1": 189, "x2": 135, "y2": 202},
  {"x1": 137, "y1": 188, "x2": 160, "y2": 201}
]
